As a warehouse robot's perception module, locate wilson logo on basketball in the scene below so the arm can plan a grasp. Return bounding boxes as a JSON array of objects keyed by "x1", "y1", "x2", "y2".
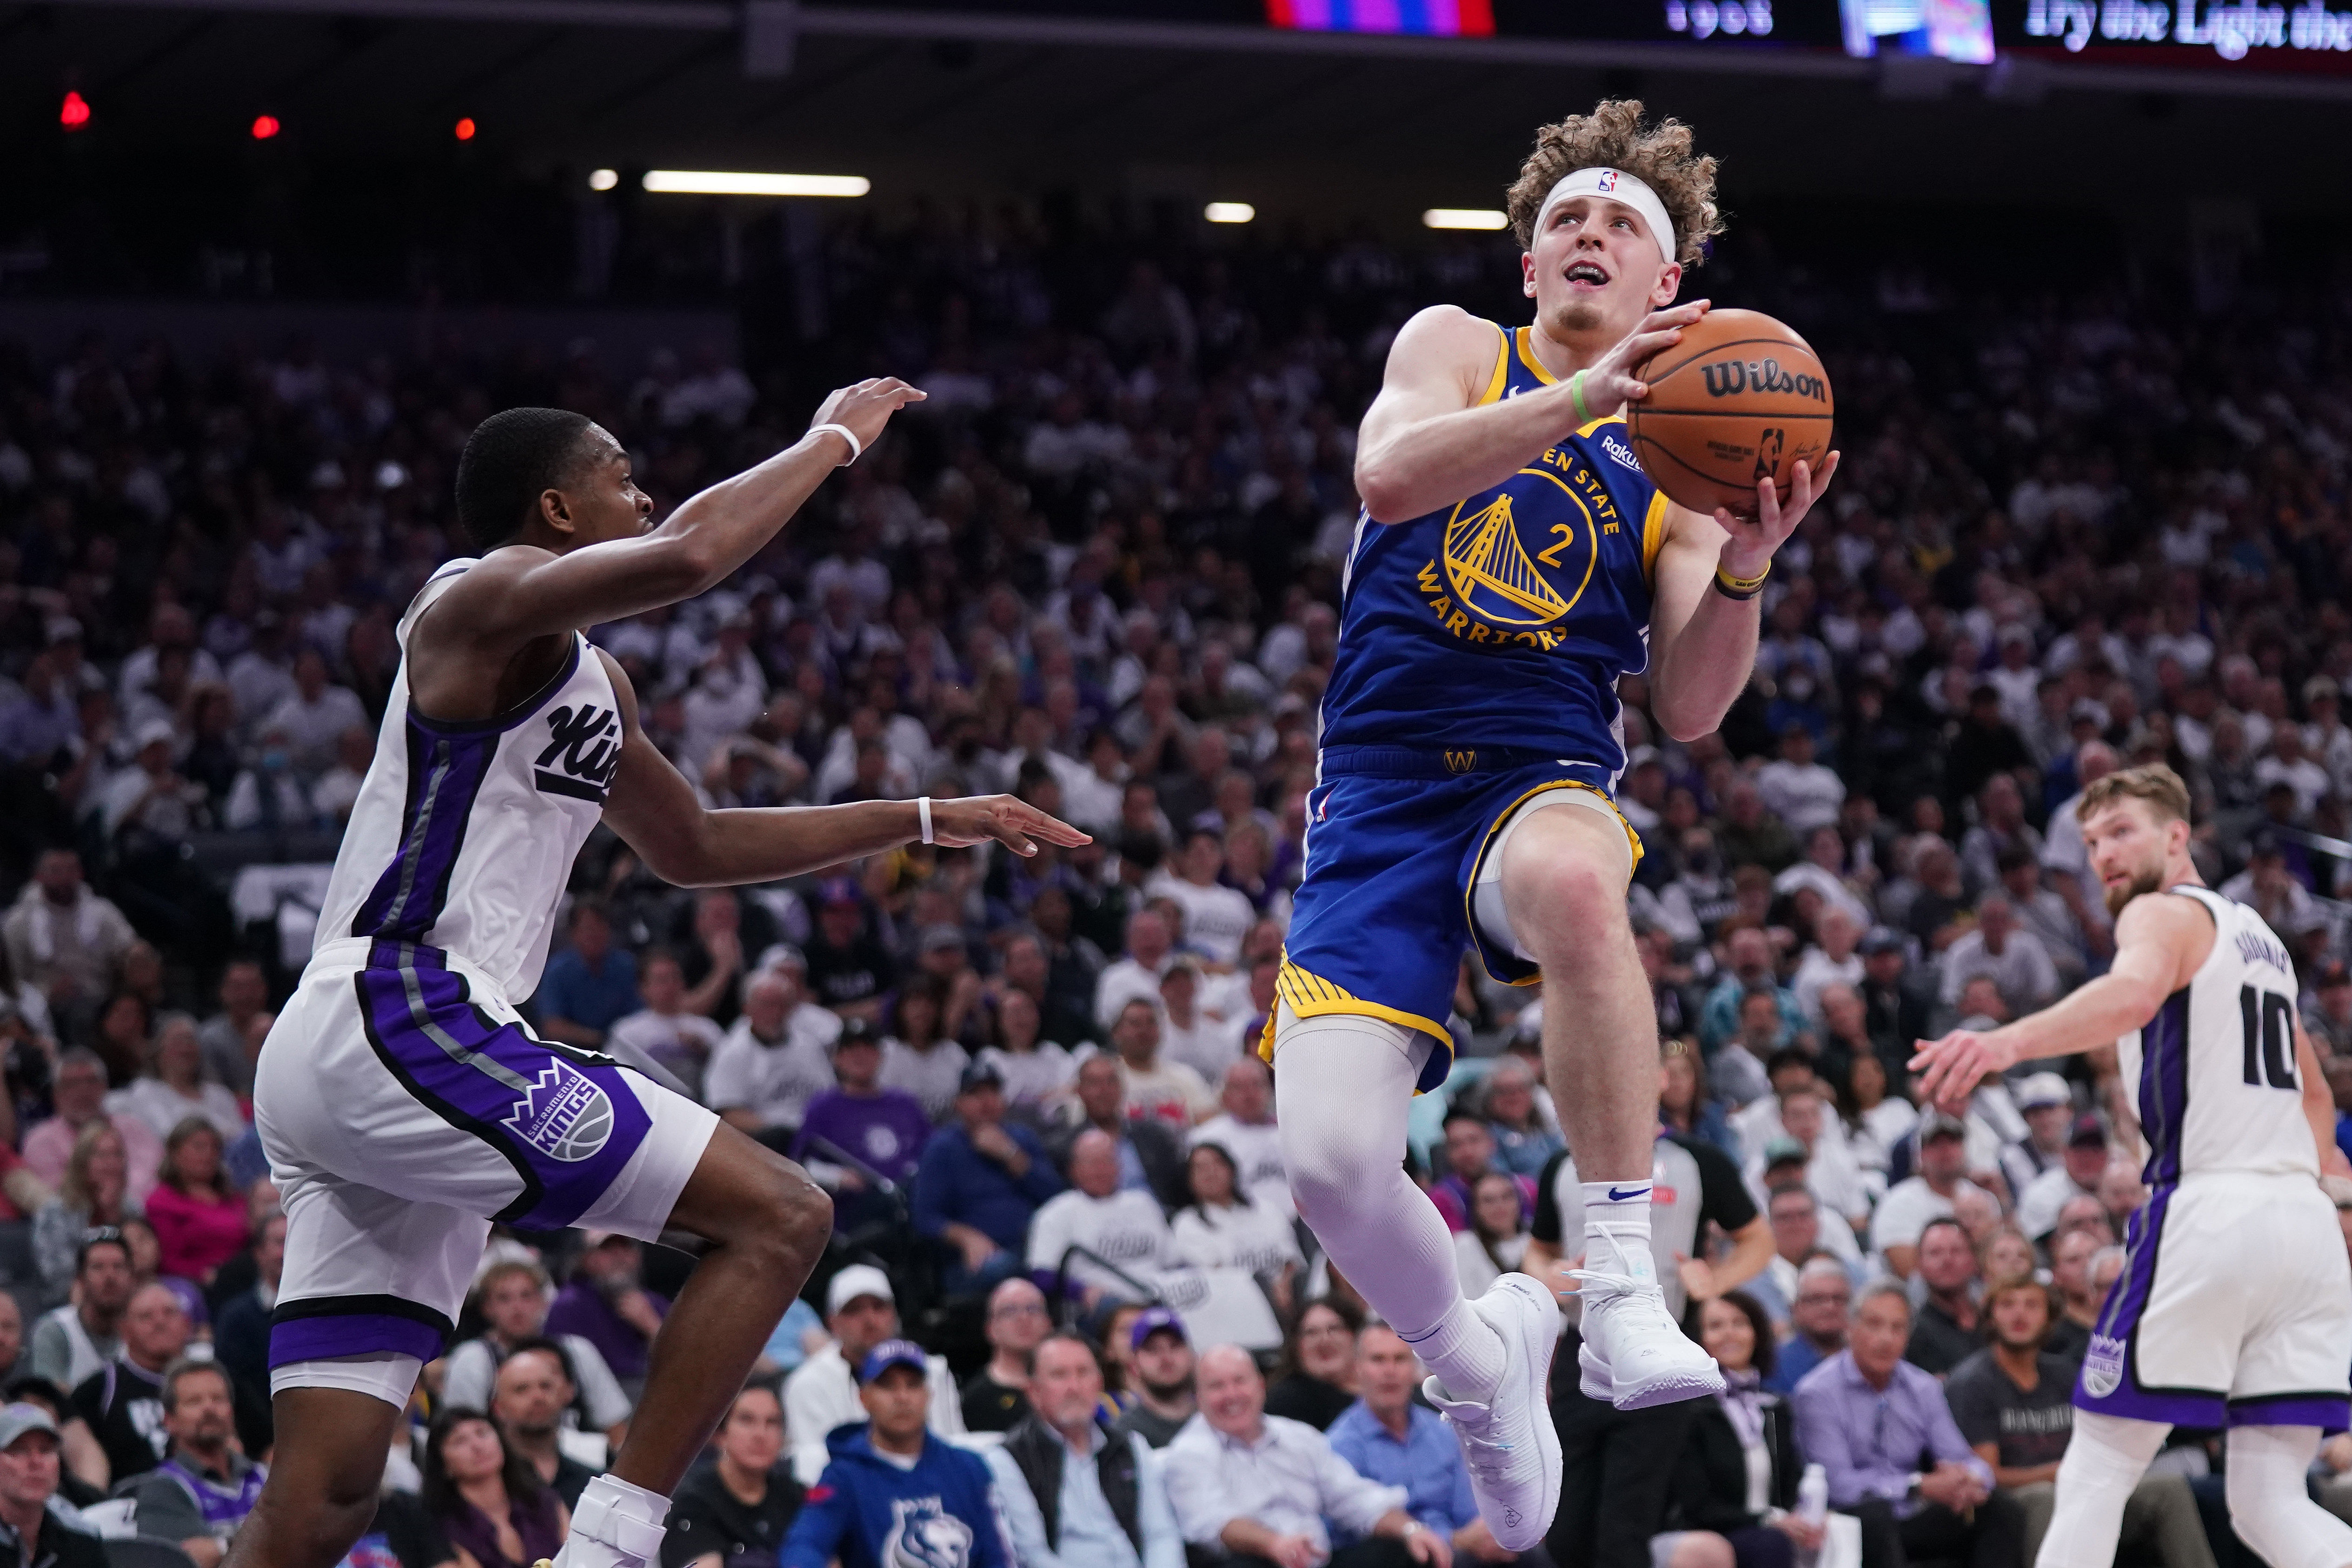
[
  {"x1": 1700, "y1": 357, "x2": 1828, "y2": 402},
  {"x1": 535, "y1": 704, "x2": 621, "y2": 804}
]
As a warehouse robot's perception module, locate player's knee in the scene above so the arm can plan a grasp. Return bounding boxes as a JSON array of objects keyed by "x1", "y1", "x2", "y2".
[
  {"x1": 740, "y1": 1151, "x2": 833, "y2": 1259},
  {"x1": 1505, "y1": 850, "x2": 1625, "y2": 954},
  {"x1": 1664, "y1": 1531, "x2": 1735, "y2": 1568}
]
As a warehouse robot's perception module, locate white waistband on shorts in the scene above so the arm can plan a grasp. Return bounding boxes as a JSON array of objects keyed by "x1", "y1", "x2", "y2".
[{"x1": 308, "y1": 936, "x2": 510, "y2": 1007}]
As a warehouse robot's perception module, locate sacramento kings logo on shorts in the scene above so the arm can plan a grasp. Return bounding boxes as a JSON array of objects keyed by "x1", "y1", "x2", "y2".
[
  {"x1": 2083, "y1": 1332, "x2": 2127, "y2": 1397},
  {"x1": 502, "y1": 1060, "x2": 617, "y2": 1163}
]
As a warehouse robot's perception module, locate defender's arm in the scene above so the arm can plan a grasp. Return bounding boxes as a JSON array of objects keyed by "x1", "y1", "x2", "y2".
[
  {"x1": 1645, "y1": 452, "x2": 1839, "y2": 743},
  {"x1": 1912, "y1": 894, "x2": 2213, "y2": 1107},
  {"x1": 595, "y1": 653, "x2": 1086, "y2": 887},
  {"x1": 1354, "y1": 304, "x2": 1699, "y2": 524},
  {"x1": 444, "y1": 379, "x2": 923, "y2": 650}
]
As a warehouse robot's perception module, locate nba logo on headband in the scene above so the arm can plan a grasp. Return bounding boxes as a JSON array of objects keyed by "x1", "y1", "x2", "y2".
[{"x1": 1598, "y1": 170, "x2": 1620, "y2": 192}]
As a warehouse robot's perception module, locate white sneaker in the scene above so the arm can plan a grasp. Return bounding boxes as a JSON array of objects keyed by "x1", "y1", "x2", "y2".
[
  {"x1": 1572, "y1": 1231, "x2": 1723, "y2": 1411},
  {"x1": 1422, "y1": 1272, "x2": 1562, "y2": 1552}
]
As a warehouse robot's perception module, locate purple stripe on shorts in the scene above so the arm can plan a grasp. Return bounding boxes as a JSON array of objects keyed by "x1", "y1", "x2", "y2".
[
  {"x1": 357, "y1": 954, "x2": 651, "y2": 1230},
  {"x1": 269, "y1": 1312, "x2": 446, "y2": 1369},
  {"x1": 2137, "y1": 990, "x2": 2190, "y2": 1185},
  {"x1": 2226, "y1": 1396, "x2": 2352, "y2": 1432},
  {"x1": 2073, "y1": 1186, "x2": 2222, "y2": 1423}
]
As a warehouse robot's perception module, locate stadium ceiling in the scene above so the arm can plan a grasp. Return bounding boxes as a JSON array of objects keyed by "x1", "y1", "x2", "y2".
[{"x1": 10, "y1": 0, "x2": 2352, "y2": 218}]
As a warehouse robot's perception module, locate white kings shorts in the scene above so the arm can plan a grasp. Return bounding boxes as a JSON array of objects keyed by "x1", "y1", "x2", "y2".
[
  {"x1": 2076, "y1": 1171, "x2": 2352, "y2": 1430},
  {"x1": 252, "y1": 937, "x2": 717, "y2": 1405}
]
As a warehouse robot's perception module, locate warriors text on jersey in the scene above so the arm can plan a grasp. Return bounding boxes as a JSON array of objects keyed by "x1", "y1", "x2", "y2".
[
  {"x1": 2073, "y1": 883, "x2": 2350, "y2": 1429},
  {"x1": 1320, "y1": 321, "x2": 1669, "y2": 775},
  {"x1": 1270, "y1": 321, "x2": 1660, "y2": 1081}
]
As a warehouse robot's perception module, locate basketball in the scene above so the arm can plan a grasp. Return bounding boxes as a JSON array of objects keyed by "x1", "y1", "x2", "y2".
[{"x1": 1626, "y1": 308, "x2": 1835, "y2": 519}]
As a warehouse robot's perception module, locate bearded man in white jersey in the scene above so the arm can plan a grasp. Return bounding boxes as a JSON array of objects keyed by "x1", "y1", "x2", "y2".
[
  {"x1": 228, "y1": 383, "x2": 1088, "y2": 1568},
  {"x1": 1913, "y1": 764, "x2": 2352, "y2": 1568}
]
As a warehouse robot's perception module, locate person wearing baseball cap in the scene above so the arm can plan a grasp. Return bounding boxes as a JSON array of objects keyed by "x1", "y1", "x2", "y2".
[
  {"x1": 1868, "y1": 1110, "x2": 1993, "y2": 1279},
  {"x1": 782, "y1": 1267, "x2": 965, "y2": 1487},
  {"x1": 1996, "y1": 1070, "x2": 2076, "y2": 1198},
  {"x1": 1110, "y1": 1309, "x2": 1197, "y2": 1450},
  {"x1": 0, "y1": 1402, "x2": 102, "y2": 1568},
  {"x1": 780, "y1": 1340, "x2": 1010, "y2": 1568},
  {"x1": 2016, "y1": 1112, "x2": 2113, "y2": 1242}
]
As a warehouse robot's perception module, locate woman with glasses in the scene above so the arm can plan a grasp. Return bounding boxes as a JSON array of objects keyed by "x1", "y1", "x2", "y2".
[{"x1": 1262, "y1": 1296, "x2": 1362, "y2": 1431}]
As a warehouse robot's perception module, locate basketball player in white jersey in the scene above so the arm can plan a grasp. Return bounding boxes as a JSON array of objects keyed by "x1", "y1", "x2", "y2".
[
  {"x1": 226, "y1": 383, "x2": 1089, "y2": 1568},
  {"x1": 1913, "y1": 764, "x2": 2352, "y2": 1568}
]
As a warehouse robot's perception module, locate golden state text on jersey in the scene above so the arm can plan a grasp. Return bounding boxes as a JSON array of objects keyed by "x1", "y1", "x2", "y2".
[{"x1": 1321, "y1": 322, "x2": 1668, "y2": 771}]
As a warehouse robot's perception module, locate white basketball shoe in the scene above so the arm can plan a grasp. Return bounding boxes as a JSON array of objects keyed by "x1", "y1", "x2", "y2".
[
  {"x1": 1422, "y1": 1272, "x2": 1563, "y2": 1552},
  {"x1": 1574, "y1": 1225, "x2": 1724, "y2": 1410}
]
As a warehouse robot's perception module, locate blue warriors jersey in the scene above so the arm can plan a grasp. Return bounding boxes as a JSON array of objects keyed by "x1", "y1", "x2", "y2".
[
  {"x1": 1269, "y1": 320, "x2": 1661, "y2": 1086},
  {"x1": 1321, "y1": 320, "x2": 1670, "y2": 777}
]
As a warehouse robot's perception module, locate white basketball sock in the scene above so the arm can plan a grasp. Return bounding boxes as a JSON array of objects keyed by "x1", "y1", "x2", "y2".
[
  {"x1": 2226, "y1": 1425, "x2": 2352, "y2": 1568},
  {"x1": 551, "y1": 1473, "x2": 671, "y2": 1568},
  {"x1": 1582, "y1": 1181, "x2": 1657, "y2": 1287},
  {"x1": 2037, "y1": 1410, "x2": 2169, "y2": 1568},
  {"x1": 1274, "y1": 1006, "x2": 1506, "y2": 1403}
]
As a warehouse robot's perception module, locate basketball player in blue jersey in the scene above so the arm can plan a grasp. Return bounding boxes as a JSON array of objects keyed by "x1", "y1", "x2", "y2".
[
  {"x1": 1914, "y1": 765, "x2": 2352, "y2": 1568},
  {"x1": 1267, "y1": 100, "x2": 1839, "y2": 1548},
  {"x1": 225, "y1": 381, "x2": 1089, "y2": 1568}
]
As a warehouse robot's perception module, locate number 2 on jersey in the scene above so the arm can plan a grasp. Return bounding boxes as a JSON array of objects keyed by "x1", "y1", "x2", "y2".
[{"x1": 2240, "y1": 985, "x2": 2298, "y2": 1090}]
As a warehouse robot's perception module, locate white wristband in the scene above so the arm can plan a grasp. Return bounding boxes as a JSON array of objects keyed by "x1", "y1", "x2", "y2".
[
  {"x1": 809, "y1": 422, "x2": 862, "y2": 466},
  {"x1": 917, "y1": 796, "x2": 933, "y2": 845}
]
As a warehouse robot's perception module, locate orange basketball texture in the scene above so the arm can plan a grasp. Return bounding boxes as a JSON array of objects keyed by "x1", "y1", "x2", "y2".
[{"x1": 1627, "y1": 308, "x2": 1834, "y2": 519}]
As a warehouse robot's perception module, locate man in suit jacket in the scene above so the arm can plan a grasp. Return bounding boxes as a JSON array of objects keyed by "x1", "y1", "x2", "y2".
[{"x1": 1046, "y1": 1055, "x2": 1187, "y2": 1210}]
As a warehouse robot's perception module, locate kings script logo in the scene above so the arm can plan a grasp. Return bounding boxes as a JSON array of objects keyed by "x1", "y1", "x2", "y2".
[{"x1": 535, "y1": 704, "x2": 621, "y2": 804}]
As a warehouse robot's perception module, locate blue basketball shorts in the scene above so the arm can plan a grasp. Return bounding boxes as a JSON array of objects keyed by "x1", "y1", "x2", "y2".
[
  {"x1": 1265, "y1": 745, "x2": 1641, "y2": 1094},
  {"x1": 252, "y1": 936, "x2": 717, "y2": 1398}
]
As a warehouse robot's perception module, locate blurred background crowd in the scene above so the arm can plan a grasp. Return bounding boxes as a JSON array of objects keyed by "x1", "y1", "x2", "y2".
[{"x1": 0, "y1": 210, "x2": 2345, "y2": 1568}]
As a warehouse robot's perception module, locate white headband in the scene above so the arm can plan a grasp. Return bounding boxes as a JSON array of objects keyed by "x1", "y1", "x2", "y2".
[{"x1": 1533, "y1": 167, "x2": 1678, "y2": 267}]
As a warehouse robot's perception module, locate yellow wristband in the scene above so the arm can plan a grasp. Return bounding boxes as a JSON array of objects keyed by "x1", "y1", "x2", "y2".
[
  {"x1": 1714, "y1": 561, "x2": 1770, "y2": 599},
  {"x1": 1569, "y1": 369, "x2": 1592, "y2": 426}
]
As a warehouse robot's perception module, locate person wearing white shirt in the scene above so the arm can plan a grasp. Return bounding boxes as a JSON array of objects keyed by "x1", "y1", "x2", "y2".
[
  {"x1": 1028, "y1": 1131, "x2": 1176, "y2": 1306},
  {"x1": 1936, "y1": 896, "x2": 2060, "y2": 1018},
  {"x1": 783, "y1": 1265, "x2": 964, "y2": 1486},
  {"x1": 985, "y1": 1334, "x2": 1187, "y2": 1568},
  {"x1": 705, "y1": 966, "x2": 842, "y2": 1137},
  {"x1": 604, "y1": 953, "x2": 727, "y2": 1101},
  {"x1": 1869, "y1": 1113, "x2": 1990, "y2": 1279},
  {"x1": 264, "y1": 648, "x2": 369, "y2": 780},
  {"x1": 1192, "y1": 1056, "x2": 1292, "y2": 1216},
  {"x1": 1096, "y1": 909, "x2": 1176, "y2": 1031},
  {"x1": 1753, "y1": 726, "x2": 1845, "y2": 836},
  {"x1": 1145, "y1": 831, "x2": 1256, "y2": 968},
  {"x1": 2015, "y1": 1116, "x2": 2113, "y2": 1242},
  {"x1": 1162, "y1": 1346, "x2": 1437, "y2": 1568},
  {"x1": 1156, "y1": 961, "x2": 1238, "y2": 1088},
  {"x1": 1789, "y1": 908, "x2": 1866, "y2": 1024},
  {"x1": 107, "y1": 1013, "x2": 246, "y2": 1143},
  {"x1": 1169, "y1": 1143, "x2": 1303, "y2": 1285}
]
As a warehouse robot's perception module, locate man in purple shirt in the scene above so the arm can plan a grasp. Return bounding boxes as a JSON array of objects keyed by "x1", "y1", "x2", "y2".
[
  {"x1": 546, "y1": 1232, "x2": 670, "y2": 1398},
  {"x1": 791, "y1": 1019, "x2": 930, "y2": 1233},
  {"x1": 1791, "y1": 1281, "x2": 2023, "y2": 1568}
]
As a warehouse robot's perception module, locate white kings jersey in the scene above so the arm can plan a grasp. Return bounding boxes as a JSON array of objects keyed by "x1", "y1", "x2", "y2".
[
  {"x1": 2116, "y1": 884, "x2": 2314, "y2": 1186},
  {"x1": 312, "y1": 559, "x2": 621, "y2": 1001}
]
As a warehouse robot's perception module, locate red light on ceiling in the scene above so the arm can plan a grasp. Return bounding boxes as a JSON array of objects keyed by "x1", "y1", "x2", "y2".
[
  {"x1": 60, "y1": 91, "x2": 91, "y2": 130},
  {"x1": 454, "y1": 117, "x2": 477, "y2": 141},
  {"x1": 251, "y1": 114, "x2": 280, "y2": 140}
]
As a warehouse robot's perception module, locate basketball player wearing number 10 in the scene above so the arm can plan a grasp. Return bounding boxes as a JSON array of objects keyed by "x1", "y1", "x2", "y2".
[
  {"x1": 1913, "y1": 764, "x2": 2352, "y2": 1568},
  {"x1": 1266, "y1": 100, "x2": 1839, "y2": 1550}
]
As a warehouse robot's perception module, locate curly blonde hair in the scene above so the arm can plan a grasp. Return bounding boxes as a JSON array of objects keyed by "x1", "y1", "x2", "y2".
[{"x1": 1505, "y1": 100, "x2": 1725, "y2": 267}]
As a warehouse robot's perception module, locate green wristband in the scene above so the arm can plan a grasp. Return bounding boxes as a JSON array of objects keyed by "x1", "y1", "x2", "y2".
[{"x1": 1569, "y1": 369, "x2": 1593, "y2": 426}]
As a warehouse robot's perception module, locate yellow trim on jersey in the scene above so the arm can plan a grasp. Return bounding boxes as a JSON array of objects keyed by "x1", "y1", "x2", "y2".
[
  {"x1": 1461, "y1": 779, "x2": 1647, "y2": 987},
  {"x1": 1477, "y1": 323, "x2": 1512, "y2": 406},
  {"x1": 1514, "y1": 326, "x2": 1557, "y2": 386},
  {"x1": 1641, "y1": 489, "x2": 1669, "y2": 586},
  {"x1": 1258, "y1": 958, "x2": 1454, "y2": 1063}
]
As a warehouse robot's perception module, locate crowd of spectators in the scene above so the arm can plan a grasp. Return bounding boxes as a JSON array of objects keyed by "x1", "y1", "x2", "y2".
[{"x1": 0, "y1": 209, "x2": 2345, "y2": 1568}]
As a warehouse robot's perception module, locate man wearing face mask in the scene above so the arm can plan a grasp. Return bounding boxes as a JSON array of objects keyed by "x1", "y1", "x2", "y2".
[{"x1": 224, "y1": 725, "x2": 315, "y2": 831}]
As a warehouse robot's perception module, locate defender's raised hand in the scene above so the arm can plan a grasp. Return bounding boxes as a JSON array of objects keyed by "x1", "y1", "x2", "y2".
[
  {"x1": 810, "y1": 376, "x2": 926, "y2": 455},
  {"x1": 928, "y1": 794, "x2": 1092, "y2": 858}
]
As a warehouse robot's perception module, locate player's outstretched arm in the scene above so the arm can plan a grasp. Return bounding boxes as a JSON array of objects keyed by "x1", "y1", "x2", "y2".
[
  {"x1": 1353, "y1": 303, "x2": 1703, "y2": 524},
  {"x1": 1645, "y1": 450, "x2": 1839, "y2": 742},
  {"x1": 1910, "y1": 893, "x2": 2210, "y2": 1109},
  {"x1": 458, "y1": 379, "x2": 924, "y2": 648},
  {"x1": 594, "y1": 653, "x2": 1086, "y2": 887}
]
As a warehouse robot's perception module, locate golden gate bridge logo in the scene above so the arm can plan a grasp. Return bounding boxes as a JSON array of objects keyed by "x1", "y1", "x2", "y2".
[{"x1": 1441, "y1": 482, "x2": 1597, "y2": 629}]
